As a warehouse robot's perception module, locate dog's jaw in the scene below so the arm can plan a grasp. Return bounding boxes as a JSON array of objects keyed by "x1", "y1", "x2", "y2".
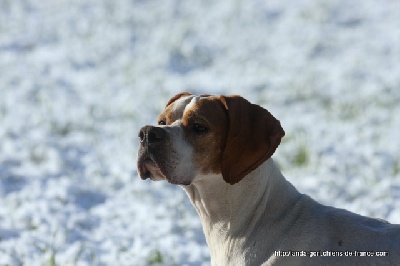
[{"x1": 137, "y1": 156, "x2": 167, "y2": 181}]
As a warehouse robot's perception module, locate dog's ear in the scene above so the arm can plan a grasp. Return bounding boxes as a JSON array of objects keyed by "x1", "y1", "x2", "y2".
[
  {"x1": 166, "y1": 92, "x2": 193, "y2": 108},
  {"x1": 220, "y1": 96, "x2": 285, "y2": 185}
]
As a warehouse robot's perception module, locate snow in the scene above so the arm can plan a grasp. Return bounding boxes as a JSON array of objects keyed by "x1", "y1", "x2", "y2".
[{"x1": 0, "y1": 0, "x2": 399, "y2": 265}]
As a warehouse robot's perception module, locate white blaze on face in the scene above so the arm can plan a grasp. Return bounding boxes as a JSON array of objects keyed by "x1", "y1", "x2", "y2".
[
  {"x1": 184, "y1": 96, "x2": 201, "y2": 112},
  {"x1": 169, "y1": 95, "x2": 195, "y2": 124},
  {"x1": 171, "y1": 95, "x2": 203, "y2": 122},
  {"x1": 164, "y1": 95, "x2": 199, "y2": 184}
]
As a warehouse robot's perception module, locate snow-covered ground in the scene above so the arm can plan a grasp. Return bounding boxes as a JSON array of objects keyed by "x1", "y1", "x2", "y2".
[{"x1": 0, "y1": 0, "x2": 399, "y2": 265}]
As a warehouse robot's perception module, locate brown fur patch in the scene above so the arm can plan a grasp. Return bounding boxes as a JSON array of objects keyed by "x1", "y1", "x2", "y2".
[
  {"x1": 220, "y1": 96, "x2": 285, "y2": 185},
  {"x1": 181, "y1": 96, "x2": 229, "y2": 174}
]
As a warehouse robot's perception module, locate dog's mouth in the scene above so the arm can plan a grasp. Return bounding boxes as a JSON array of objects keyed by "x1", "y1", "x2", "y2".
[
  {"x1": 138, "y1": 156, "x2": 167, "y2": 181},
  {"x1": 137, "y1": 155, "x2": 192, "y2": 185}
]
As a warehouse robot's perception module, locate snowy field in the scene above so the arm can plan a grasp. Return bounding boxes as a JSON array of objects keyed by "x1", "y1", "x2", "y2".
[{"x1": 1, "y1": 0, "x2": 399, "y2": 265}]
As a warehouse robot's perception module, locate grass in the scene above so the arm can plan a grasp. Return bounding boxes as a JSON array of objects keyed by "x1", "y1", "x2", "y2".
[
  {"x1": 393, "y1": 160, "x2": 400, "y2": 176},
  {"x1": 293, "y1": 145, "x2": 310, "y2": 167},
  {"x1": 147, "y1": 248, "x2": 177, "y2": 266},
  {"x1": 148, "y1": 249, "x2": 164, "y2": 265},
  {"x1": 339, "y1": 103, "x2": 360, "y2": 120},
  {"x1": 44, "y1": 250, "x2": 56, "y2": 266},
  {"x1": 51, "y1": 121, "x2": 73, "y2": 137}
]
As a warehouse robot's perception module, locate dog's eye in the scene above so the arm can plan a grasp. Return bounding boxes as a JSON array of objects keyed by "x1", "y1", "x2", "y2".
[
  {"x1": 193, "y1": 123, "x2": 208, "y2": 134},
  {"x1": 158, "y1": 120, "x2": 166, "y2": 125}
]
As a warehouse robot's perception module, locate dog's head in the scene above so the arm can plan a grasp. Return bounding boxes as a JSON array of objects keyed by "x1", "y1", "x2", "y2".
[{"x1": 137, "y1": 92, "x2": 285, "y2": 185}]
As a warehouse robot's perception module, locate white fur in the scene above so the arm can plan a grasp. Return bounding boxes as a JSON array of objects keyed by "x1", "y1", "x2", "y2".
[
  {"x1": 182, "y1": 159, "x2": 400, "y2": 265},
  {"x1": 169, "y1": 125, "x2": 196, "y2": 183}
]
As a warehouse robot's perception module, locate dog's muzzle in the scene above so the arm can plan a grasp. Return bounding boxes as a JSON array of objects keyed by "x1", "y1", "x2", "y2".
[
  {"x1": 137, "y1": 125, "x2": 192, "y2": 185},
  {"x1": 137, "y1": 125, "x2": 168, "y2": 181}
]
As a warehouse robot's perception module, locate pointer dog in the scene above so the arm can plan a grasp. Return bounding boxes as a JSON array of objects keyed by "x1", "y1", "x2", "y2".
[{"x1": 137, "y1": 92, "x2": 400, "y2": 265}]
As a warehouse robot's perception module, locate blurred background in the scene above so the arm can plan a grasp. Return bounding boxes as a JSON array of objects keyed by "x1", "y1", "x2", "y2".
[{"x1": 0, "y1": 0, "x2": 399, "y2": 265}]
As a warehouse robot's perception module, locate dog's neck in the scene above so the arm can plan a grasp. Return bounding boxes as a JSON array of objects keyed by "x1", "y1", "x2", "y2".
[{"x1": 183, "y1": 159, "x2": 301, "y2": 264}]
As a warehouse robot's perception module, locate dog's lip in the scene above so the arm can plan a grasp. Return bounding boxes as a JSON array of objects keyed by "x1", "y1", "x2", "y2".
[
  {"x1": 137, "y1": 154, "x2": 191, "y2": 185},
  {"x1": 138, "y1": 156, "x2": 166, "y2": 181},
  {"x1": 137, "y1": 155, "x2": 152, "y2": 180},
  {"x1": 139, "y1": 157, "x2": 151, "y2": 176}
]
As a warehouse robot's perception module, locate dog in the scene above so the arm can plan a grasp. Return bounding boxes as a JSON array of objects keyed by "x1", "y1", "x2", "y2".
[{"x1": 137, "y1": 92, "x2": 400, "y2": 265}]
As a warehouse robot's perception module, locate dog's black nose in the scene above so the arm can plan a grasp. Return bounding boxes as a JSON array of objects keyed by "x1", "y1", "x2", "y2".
[{"x1": 139, "y1": 126, "x2": 166, "y2": 144}]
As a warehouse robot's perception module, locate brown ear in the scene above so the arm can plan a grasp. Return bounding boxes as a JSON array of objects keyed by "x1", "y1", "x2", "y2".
[
  {"x1": 220, "y1": 96, "x2": 285, "y2": 185},
  {"x1": 166, "y1": 92, "x2": 193, "y2": 107}
]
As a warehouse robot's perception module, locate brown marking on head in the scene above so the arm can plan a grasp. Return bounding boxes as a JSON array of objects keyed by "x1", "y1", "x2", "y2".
[{"x1": 181, "y1": 96, "x2": 229, "y2": 175}]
